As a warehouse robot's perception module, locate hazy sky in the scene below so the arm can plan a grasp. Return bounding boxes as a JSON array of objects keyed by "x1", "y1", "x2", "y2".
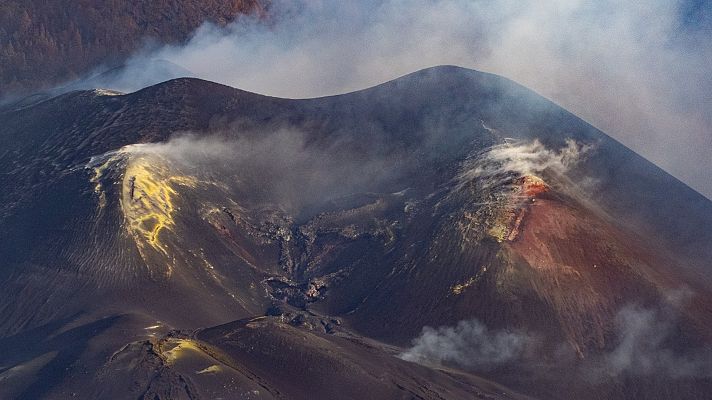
[{"x1": 115, "y1": 0, "x2": 712, "y2": 199}]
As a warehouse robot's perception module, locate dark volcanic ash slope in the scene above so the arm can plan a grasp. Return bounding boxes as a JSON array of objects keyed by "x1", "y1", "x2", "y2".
[{"x1": 0, "y1": 66, "x2": 711, "y2": 399}]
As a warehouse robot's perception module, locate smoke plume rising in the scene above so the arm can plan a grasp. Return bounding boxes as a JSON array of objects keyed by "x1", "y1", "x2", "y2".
[
  {"x1": 401, "y1": 293, "x2": 712, "y2": 378},
  {"x1": 399, "y1": 319, "x2": 536, "y2": 370},
  {"x1": 456, "y1": 138, "x2": 593, "y2": 191},
  {"x1": 96, "y1": 128, "x2": 416, "y2": 218},
  {"x1": 73, "y1": 0, "x2": 712, "y2": 199},
  {"x1": 597, "y1": 298, "x2": 712, "y2": 379}
]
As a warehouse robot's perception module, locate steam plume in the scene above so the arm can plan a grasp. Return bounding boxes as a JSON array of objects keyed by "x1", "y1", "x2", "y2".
[
  {"x1": 399, "y1": 319, "x2": 535, "y2": 370},
  {"x1": 75, "y1": 0, "x2": 712, "y2": 198}
]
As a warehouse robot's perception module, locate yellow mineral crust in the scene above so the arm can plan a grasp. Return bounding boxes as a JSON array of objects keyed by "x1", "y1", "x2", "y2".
[
  {"x1": 451, "y1": 276, "x2": 476, "y2": 295},
  {"x1": 451, "y1": 266, "x2": 488, "y2": 295},
  {"x1": 89, "y1": 162, "x2": 109, "y2": 209},
  {"x1": 196, "y1": 364, "x2": 222, "y2": 374},
  {"x1": 487, "y1": 175, "x2": 549, "y2": 243},
  {"x1": 161, "y1": 339, "x2": 204, "y2": 365},
  {"x1": 120, "y1": 154, "x2": 197, "y2": 268}
]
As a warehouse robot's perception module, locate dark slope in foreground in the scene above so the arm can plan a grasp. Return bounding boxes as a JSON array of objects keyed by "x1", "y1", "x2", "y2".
[{"x1": 0, "y1": 66, "x2": 711, "y2": 399}]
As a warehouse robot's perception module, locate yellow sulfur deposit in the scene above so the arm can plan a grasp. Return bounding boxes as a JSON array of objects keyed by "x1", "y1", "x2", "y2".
[
  {"x1": 486, "y1": 175, "x2": 548, "y2": 243},
  {"x1": 89, "y1": 161, "x2": 110, "y2": 210},
  {"x1": 161, "y1": 339, "x2": 204, "y2": 365},
  {"x1": 451, "y1": 276, "x2": 476, "y2": 295},
  {"x1": 196, "y1": 365, "x2": 222, "y2": 374},
  {"x1": 450, "y1": 266, "x2": 488, "y2": 295},
  {"x1": 88, "y1": 144, "x2": 203, "y2": 276},
  {"x1": 120, "y1": 154, "x2": 197, "y2": 263}
]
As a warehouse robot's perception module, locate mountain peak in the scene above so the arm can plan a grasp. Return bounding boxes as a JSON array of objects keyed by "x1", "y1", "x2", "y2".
[{"x1": 1, "y1": 65, "x2": 711, "y2": 400}]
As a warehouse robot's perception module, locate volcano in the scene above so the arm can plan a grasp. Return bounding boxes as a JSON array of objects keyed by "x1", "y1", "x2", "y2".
[{"x1": 1, "y1": 66, "x2": 711, "y2": 399}]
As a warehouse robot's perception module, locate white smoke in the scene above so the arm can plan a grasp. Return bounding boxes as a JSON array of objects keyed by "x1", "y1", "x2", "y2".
[
  {"x1": 89, "y1": 128, "x2": 416, "y2": 216},
  {"x1": 454, "y1": 138, "x2": 594, "y2": 193},
  {"x1": 399, "y1": 319, "x2": 535, "y2": 370},
  {"x1": 601, "y1": 300, "x2": 712, "y2": 378},
  {"x1": 53, "y1": 0, "x2": 712, "y2": 198},
  {"x1": 73, "y1": 0, "x2": 710, "y2": 200},
  {"x1": 401, "y1": 296, "x2": 712, "y2": 378},
  {"x1": 469, "y1": 139, "x2": 590, "y2": 177}
]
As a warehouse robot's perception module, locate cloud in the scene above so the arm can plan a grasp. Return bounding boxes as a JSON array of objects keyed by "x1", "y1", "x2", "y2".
[
  {"x1": 399, "y1": 319, "x2": 536, "y2": 370},
  {"x1": 68, "y1": 0, "x2": 712, "y2": 199}
]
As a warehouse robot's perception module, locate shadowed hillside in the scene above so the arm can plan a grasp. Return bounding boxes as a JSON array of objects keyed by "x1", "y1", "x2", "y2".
[{"x1": 0, "y1": 0, "x2": 265, "y2": 95}]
